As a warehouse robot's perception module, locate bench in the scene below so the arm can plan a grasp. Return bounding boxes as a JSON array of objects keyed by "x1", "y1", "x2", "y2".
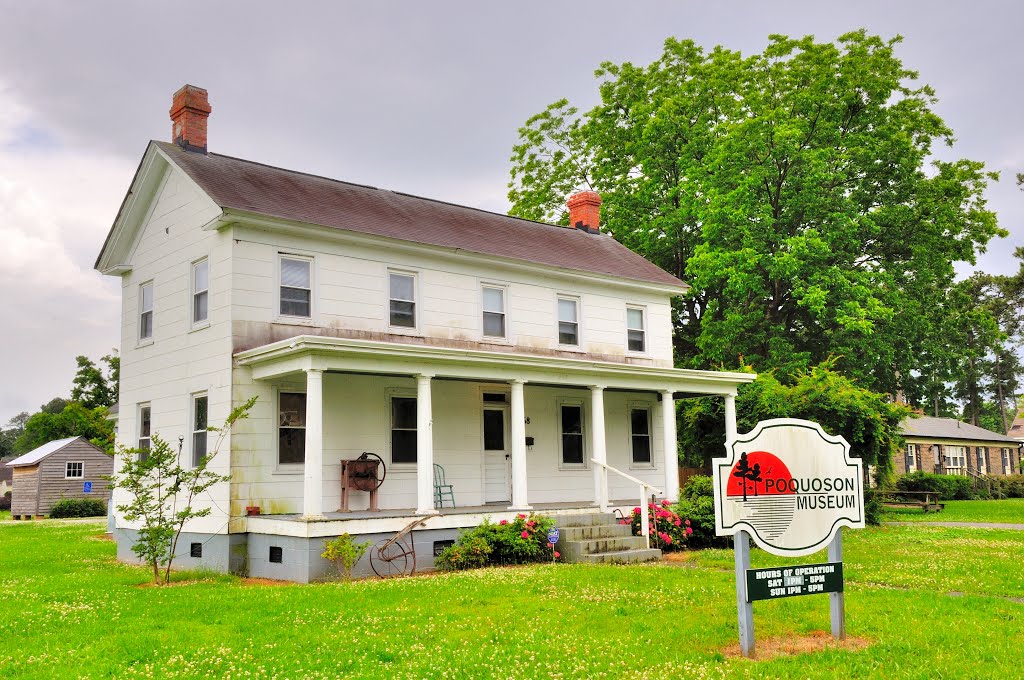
[{"x1": 879, "y1": 490, "x2": 944, "y2": 513}]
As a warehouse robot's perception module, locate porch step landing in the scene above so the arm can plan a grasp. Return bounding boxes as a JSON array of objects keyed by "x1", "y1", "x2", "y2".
[{"x1": 554, "y1": 512, "x2": 661, "y2": 565}]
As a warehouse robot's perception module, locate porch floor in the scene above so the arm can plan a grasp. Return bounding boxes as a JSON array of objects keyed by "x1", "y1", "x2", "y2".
[{"x1": 262, "y1": 499, "x2": 640, "y2": 522}]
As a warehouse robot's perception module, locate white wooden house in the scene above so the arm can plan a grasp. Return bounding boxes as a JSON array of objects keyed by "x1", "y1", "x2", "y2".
[{"x1": 95, "y1": 85, "x2": 754, "y2": 581}]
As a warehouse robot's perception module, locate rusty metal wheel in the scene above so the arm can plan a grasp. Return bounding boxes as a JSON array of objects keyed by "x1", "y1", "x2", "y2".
[{"x1": 370, "y1": 538, "x2": 412, "y2": 578}]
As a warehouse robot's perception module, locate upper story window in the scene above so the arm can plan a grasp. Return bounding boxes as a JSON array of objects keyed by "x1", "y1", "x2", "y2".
[
  {"x1": 192, "y1": 394, "x2": 208, "y2": 467},
  {"x1": 1003, "y1": 448, "x2": 1012, "y2": 475},
  {"x1": 192, "y1": 259, "x2": 209, "y2": 325},
  {"x1": 280, "y1": 256, "x2": 312, "y2": 318},
  {"x1": 482, "y1": 286, "x2": 506, "y2": 338},
  {"x1": 278, "y1": 392, "x2": 306, "y2": 465},
  {"x1": 630, "y1": 407, "x2": 652, "y2": 465},
  {"x1": 138, "y1": 404, "x2": 152, "y2": 460},
  {"x1": 389, "y1": 272, "x2": 416, "y2": 329},
  {"x1": 626, "y1": 306, "x2": 646, "y2": 352},
  {"x1": 65, "y1": 461, "x2": 84, "y2": 479},
  {"x1": 139, "y1": 282, "x2": 154, "y2": 341},
  {"x1": 557, "y1": 296, "x2": 579, "y2": 346}
]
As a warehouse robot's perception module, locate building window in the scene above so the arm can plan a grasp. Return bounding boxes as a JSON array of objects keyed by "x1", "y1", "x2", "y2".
[
  {"x1": 944, "y1": 445, "x2": 965, "y2": 469},
  {"x1": 138, "y1": 404, "x2": 152, "y2": 460},
  {"x1": 389, "y1": 272, "x2": 416, "y2": 328},
  {"x1": 192, "y1": 259, "x2": 209, "y2": 325},
  {"x1": 280, "y1": 256, "x2": 311, "y2": 318},
  {"x1": 192, "y1": 394, "x2": 209, "y2": 466},
  {"x1": 559, "y1": 404, "x2": 585, "y2": 466},
  {"x1": 278, "y1": 392, "x2": 306, "y2": 465},
  {"x1": 977, "y1": 447, "x2": 988, "y2": 474},
  {"x1": 626, "y1": 306, "x2": 646, "y2": 352},
  {"x1": 269, "y1": 546, "x2": 283, "y2": 563},
  {"x1": 906, "y1": 443, "x2": 918, "y2": 471},
  {"x1": 65, "y1": 461, "x2": 84, "y2": 479},
  {"x1": 482, "y1": 286, "x2": 506, "y2": 338},
  {"x1": 630, "y1": 408, "x2": 652, "y2": 465},
  {"x1": 557, "y1": 297, "x2": 579, "y2": 346},
  {"x1": 391, "y1": 396, "x2": 417, "y2": 464},
  {"x1": 139, "y1": 282, "x2": 154, "y2": 341}
]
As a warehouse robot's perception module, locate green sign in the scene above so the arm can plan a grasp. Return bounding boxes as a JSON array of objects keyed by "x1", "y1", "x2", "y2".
[{"x1": 745, "y1": 562, "x2": 843, "y2": 602}]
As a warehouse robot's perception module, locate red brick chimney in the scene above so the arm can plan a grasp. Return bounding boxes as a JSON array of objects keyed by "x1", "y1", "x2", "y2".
[
  {"x1": 567, "y1": 190, "x2": 602, "y2": 233},
  {"x1": 169, "y1": 84, "x2": 212, "y2": 152}
]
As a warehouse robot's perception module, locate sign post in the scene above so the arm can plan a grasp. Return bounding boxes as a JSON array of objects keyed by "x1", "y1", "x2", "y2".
[{"x1": 714, "y1": 418, "x2": 864, "y2": 657}]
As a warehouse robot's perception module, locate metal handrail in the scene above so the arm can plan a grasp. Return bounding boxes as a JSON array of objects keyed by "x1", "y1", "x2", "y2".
[{"x1": 591, "y1": 458, "x2": 663, "y2": 549}]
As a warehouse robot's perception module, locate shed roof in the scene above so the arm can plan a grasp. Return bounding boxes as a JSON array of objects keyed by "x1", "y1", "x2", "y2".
[
  {"x1": 900, "y1": 416, "x2": 1019, "y2": 444},
  {"x1": 5, "y1": 436, "x2": 85, "y2": 468},
  {"x1": 1008, "y1": 411, "x2": 1024, "y2": 442},
  {"x1": 153, "y1": 141, "x2": 686, "y2": 289}
]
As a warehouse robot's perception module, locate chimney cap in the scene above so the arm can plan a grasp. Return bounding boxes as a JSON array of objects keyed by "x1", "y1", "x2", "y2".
[
  {"x1": 566, "y1": 190, "x2": 603, "y2": 234},
  {"x1": 566, "y1": 190, "x2": 602, "y2": 209},
  {"x1": 169, "y1": 84, "x2": 212, "y2": 116}
]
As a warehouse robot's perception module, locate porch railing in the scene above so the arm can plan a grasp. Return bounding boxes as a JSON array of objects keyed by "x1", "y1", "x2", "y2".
[{"x1": 591, "y1": 459, "x2": 663, "y2": 549}]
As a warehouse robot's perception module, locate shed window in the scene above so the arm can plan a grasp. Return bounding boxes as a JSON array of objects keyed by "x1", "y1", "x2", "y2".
[
  {"x1": 482, "y1": 286, "x2": 506, "y2": 338},
  {"x1": 627, "y1": 307, "x2": 646, "y2": 352},
  {"x1": 280, "y1": 256, "x2": 311, "y2": 317},
  {"x1": 630, "y1": 408, "x2": 652, "y2": 464},
  {"x1": 65, "y1": 461, "x2": 84, "y2": 479},
  {"x1": 389, "y1": 272, "x2": 416, "y2": 328},
  {"x1": 560, "y1": 404, "x2": 585, "y2": 466},
  {"x1": 278, "y1": 392, "x2": 306, "y2": 465},
  {"x1": 391, "y1": 396, "x2": 417, "y2": 464},
  {"x1": 192, "y1": 394, "x2": 209, "y2": 467},
  {"x1": 557, "y1": 297, "x2": 579, "y2": 346},
  {"x1": 139, "y1": 282, "x2": 154, "y2": 340},
  {"x1": 192, "y1": 259, "x2": 209, "y2": 324}
]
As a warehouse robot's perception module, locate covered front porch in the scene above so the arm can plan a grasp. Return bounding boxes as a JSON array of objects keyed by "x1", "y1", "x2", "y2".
[{"x1": 232, "y1": 335, "x2": 754, "y2": 529}]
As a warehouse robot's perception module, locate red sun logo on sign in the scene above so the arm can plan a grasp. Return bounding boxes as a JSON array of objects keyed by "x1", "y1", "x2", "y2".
[{"x1": 725, "y1": 451, "x2": 794, "y2": 500}]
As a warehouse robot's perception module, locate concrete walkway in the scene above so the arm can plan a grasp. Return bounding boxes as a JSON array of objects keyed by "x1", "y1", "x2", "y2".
[{"x1": 885, "y1": 521, "x2": 1024, "y2": 531}]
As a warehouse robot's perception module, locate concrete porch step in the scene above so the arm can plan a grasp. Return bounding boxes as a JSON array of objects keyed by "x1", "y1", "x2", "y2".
[
  {"x1": 554, "y1": 512, "x2": 616, "y2": 528},
  {"x1": 579, "y1": 548, "x2": 663, "y2": 564},
  {"x1": 559, "y1": 535, "x2": 650, "y2": 560},
  {"x1": 557, "y1": 523, "x2": 633, "y2": 542}
]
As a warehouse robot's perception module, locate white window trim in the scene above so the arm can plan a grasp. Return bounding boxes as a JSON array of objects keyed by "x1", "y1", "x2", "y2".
[
  {"x1": 386, "y1": 388, "x2": 418, "y2": 469},
  {"x1": 274, "y1": 387, "x2": 306, "y2": 473},
  {"x1": 906, "y1": 443, "x2": 918, "y2": 471},
  {"x1": 556, "y1": 294, "x2": 582, "y2": 350},
  {"x1": 387, "y1": 269, "x2": 420, "y2": 335},
  {"x1": 138, "y1": 281, "x2": 154, "y2": 345},
  {"x1": 190, "y1": 258, "x2": 210, "y2": 330},
  {"x1": 626, "y1": 305, "x2": 648, "y2": 355},
  {"x1": 137, "y1": 403, "x2": 152, "y2": 458},
  {"x1": 276, "y1": 253, "x2": 316, "y2": 324},
  {"x1": 557, "y1": 398, "x2": 587, "y2": 470},
  {"x1": 65, "y1": 461, "x2": 84, "y2": 479},
  {"x1": 944, "y1": 445, "x2": 966, "y2": 469},
  {"x1": 190, "y1": 392, "x2": 209, "y2": 468},
  {"x1": 481, "y1": 282, "x2": 510, "y2": 342},
  {"x1": 627, "y1": 402, "x2": 655, "y2": 470}
]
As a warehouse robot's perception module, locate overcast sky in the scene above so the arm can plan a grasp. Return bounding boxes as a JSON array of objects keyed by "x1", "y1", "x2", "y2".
[{"x1": 0, "y1": 1, "x2": 1021, "y2": 421}]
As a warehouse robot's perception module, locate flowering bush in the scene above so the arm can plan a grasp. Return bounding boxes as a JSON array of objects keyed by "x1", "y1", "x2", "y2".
[
  {"x1": 435, "y1": 513, "x2": 558, "y2": 571},
  {"x1": 621, "y1": 500, "x2": 691, "y2": 551},
  {"x1": 674, "y1": 475, "x2": 729, "y2": 549}
]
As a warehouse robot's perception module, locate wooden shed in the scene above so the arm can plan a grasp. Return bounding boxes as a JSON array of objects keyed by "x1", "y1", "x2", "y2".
[{"x1": 5, "y1": 436, "x2": 113, "y2": 519}]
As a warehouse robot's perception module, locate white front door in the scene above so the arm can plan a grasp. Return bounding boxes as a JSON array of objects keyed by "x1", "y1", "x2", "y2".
[{"x1": 483, "y1": 405, "x2": 511, "y2": 503}]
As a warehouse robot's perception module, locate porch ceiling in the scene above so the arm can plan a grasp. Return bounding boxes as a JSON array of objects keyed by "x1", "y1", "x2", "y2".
[{"x1": 234, "y1": 334, "x2": 755, "y2": 395}]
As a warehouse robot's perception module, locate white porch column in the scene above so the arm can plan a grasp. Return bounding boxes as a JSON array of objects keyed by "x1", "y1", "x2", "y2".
[
  {"x1": 661, "y1": 390, "x2": 679, "y2": 501},
  {"x1": 415, "y1": 374, "x2": 437, "y2": 515},
  {"x1": 509, "y1": 379, "x2": 531, "y2": 510},
  {"x1": 302, "y1": 368, "x2": 325, "y2": 520},
  {"x1": 590, "y1": 385, "x2": 609, "y2": 511},
  {"x1": 724, "y1": 394, "x2": 738, "y2": 441}
]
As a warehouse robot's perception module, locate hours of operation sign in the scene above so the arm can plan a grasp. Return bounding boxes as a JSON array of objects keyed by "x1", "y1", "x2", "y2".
[{"x1": 745, "y1": 562, "x2": 844, "y2": 602}]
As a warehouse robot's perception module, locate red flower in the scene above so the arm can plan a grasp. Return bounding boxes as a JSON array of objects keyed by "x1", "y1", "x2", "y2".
[
  {"x1": 526, "y1": 520, "x2": 536, "y2": 527},
  {"x1": 521, "y1": 531, "x2": 529, "y2": 539},
  {"x1": 674, "y1": 519, "x2": 681, "y2": 527},
  {"x1": 547, "y1": 542, "x2": 553, "y2": 548},
  {"x1": 554, "y1": 551, "x2": 560, "y2": 559},
  {"x1": 685, "y1": 519, "x2": 691, "y2": 526},
  {"x1": 685, "y1": 527, "x2": 693, "y2": 535},
  {"x1": 499, "y1": 519, "x2": 508, "y2": 525},
  {"x1": 517, "y1": 513, "x2": 527, "y2": 520},
  {"x1": 633, "y1": 507, "x2": 641, "y2": 514},
  {"x1": 661, "y1": 499, "x2": 670, "y2": 507}
]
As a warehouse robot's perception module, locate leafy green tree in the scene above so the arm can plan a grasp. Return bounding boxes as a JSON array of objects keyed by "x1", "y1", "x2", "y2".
[
  {"x1": 14, "y1": 403, "x2": 114, "y2": 454},
  {"x1": 509, "y1": 32, "x2": 1003, "y2": 394},
  {"x1": 102, "y1": 351, "x2": 120, "y2": 405},
  {"x1": 39, "y1": 397, "x2": 69, "y2": 415},
  {"x1": 71, "y1": 355, "x2": 114, "y2": 409}
]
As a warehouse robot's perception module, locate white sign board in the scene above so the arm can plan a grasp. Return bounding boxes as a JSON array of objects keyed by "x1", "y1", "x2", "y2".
[{"x1": 714, "y1": 418, "x2": 864, "y2": 557}]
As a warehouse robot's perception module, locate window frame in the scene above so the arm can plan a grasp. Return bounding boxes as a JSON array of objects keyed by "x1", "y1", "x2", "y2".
[
  {"x1": 944, "y1": 445, "x2": 966, "y2": 469},
  {"x1": 626, "y1": 305, "x2": 647, "y2": 354},
  {"x1": 65, "y1": 461, "x2": 84, "y2": 479},
  {"x1": 138, "y1": 281, "x2": 154, "y2": 343},
  {"x1": 557, "y1": 399, "x2": 587, "y2": 469},
  {"x1": 191, "y1": 258, "x2": 210, "y2": 328},
  {"x1": 481, "y1": 284, "x2": 508, "y2": 340},
  {"x1": 556, "y1": 295, "x2": 581, "y2": 348},
  {"x1": 278, "y1": 253, "x2": 314, "y2": 320},
  {"x1": 191, "y1": 392, "x2": 209, "y2": 467},
  {"x1": 137, "y1": 403, "x2": 152, "y2": 460},
  {"x1": 906, "y1": 443, "x2": 918, "y2": 471},
  {"x1": 388, "y1": 390, "x2": 418, "y2": 467},
  {"x1": 276, "y1": 389, "x2": 307, "y2": 469},
  {"x1": 388, "y1": 270, "x2": 419, "y2": 332},
  {"x1": 628, "y1": 404, "x2": 654, "y2": 468}
]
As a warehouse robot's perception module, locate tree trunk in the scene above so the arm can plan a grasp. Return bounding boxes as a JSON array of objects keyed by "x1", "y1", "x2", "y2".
[{"x1": 996, "y1": 352, "x2": 1009, "y2": 433}]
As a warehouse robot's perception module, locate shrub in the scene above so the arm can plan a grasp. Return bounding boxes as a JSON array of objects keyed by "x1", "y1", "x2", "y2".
[
  {"x1": 434, "y1": 535, "x2": 492, "y2": 571},
  {"x1": 435, "y1": 513, "x2": 556, "y2": 571},
  {"x1": 50, "y1": 498, "x2": 106, "y2": 518},
  {"x1": 895, "y1": 471, "x2": 975, "y2": 500},
  {"x1": 864, "y1": 490, "x2": 884, "y2": 526},
  {"x1": 674, "y1": 475, "x2": 729, "y2": 549},
  {"x1": 621, "y1": 500, "x2": 690, "y2": 551},
  {"x1": 0, "y1": 491, "x2": 10, "y2": 511},
  {"x1": 321, "y1": 533, "x2": 370, "y2": 580}
]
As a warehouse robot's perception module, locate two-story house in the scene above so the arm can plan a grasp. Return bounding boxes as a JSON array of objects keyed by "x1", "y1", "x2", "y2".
[{"x1": 95, "y1": 85, "x2": 754, "y2": 582}]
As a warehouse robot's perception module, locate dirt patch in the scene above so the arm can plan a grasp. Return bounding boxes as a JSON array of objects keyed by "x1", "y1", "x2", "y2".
[
  {"x1": 242, "y1": 577, "x2": 293, "y2": 587},
  {"x1": 90, "y1": 533, "x2": 114, "y2": 542},
  {"x1": 723, "y1": 630, "x2": 871, "y2": 660},
  {"x1": 661, "y1": 552, "x2": 698, "y2": 563}
]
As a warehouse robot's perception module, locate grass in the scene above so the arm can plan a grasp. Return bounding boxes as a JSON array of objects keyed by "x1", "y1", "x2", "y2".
[
  {"x1": 0, "y1": 510, "x2": 9, "y2": 521},
  {"x1": 1, "y1": 519, "x2": 1023, "y2": 678},
  {"x1": 884, "y1": 498, "x2": 1024, "y2": 524}
]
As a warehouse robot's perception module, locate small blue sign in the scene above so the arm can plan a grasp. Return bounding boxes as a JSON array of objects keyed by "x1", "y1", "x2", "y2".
[
  {"x1": 547, "y1": 527, "x2": 559, "y2": 545},
  {"x1": 83, "y1": 481, "x2": 92, "y2": 493}
]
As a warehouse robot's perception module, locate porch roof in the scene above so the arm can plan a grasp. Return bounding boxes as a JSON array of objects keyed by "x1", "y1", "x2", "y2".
[{"x1": 234, "y1": 335, "x2": 755, "y2": 395}]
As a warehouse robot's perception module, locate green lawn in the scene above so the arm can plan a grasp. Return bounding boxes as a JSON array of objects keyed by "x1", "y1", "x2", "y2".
[
  {"x1": 1, "y1": 520, "x2": 1022, "y2": 678},
  {"x1": 0, "y1": 511, "x2": 9, "y2": 522},
  {"x1": 884, "y1": 498, "x2": 1024, "y2": 524}
]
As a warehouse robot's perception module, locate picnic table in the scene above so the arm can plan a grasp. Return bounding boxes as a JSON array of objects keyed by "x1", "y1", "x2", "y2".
[{"x1": 879, "y1": 490, "x2": 944, "y2": 513}]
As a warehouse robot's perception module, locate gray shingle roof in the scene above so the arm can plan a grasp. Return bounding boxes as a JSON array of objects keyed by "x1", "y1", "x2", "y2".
[
  {"x1": 5, "y1": 436, "x2": 83, "y2": 468},
  {"x1": 901, "y1": 416, "x2": 1019, "y2": 444},
  {"x1": 155, "y1": 141, "x2": 686, "y2": 289}
]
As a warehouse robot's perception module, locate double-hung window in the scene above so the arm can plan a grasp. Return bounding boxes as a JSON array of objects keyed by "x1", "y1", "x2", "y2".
[
  {"x1": 389, "y1": 272, "x2": 416, "y2": 328},
  {"x1": 482, "y1": 286, "x2": 506, "y2": 338},
  {"x1": 906, "y1": 444, "x2": 918, "y2": 471},
  {"x1": 192, "y1": 394, "x2": 208, "y2": 466},
  {"x1": 1003, "y1": 448, "x2": 1012, "y2": 475},
  {"x1": 630, "y1": 407, "x2": 652, "y2": 465},
  {"x1": 139, "y1": 282, "x2": 154, "y2": 341},
  {"x1": 557, "y1": 296, "x2": 579, "y2": 346},
  {"x1": 138, "y1": 404, "x2": 152, "y2": 460},
  {"x1": 391, "y1": 396, "x2": 417, "y2": 464},
  {"x1": 626, "y1": 306, "x2": 646, "y2": 352},
  {"x1": 65, "y1": 462, "x2": 84, "y2": 479},
  {"x1": 559, "y1": 403, "x2": 585, "y2": 466},
  {"x1": 192, "y1": 259, "x2": 209, "y2": 325},
  {"x1": 944, "y1": 446, "x2": 965, "y2": 469},
  {"x1": 278, "y1": 392, "x2": 306, "y2": 465},
  {"x1": 280, "y1": 256, "x2": 312, "y2": 318}
]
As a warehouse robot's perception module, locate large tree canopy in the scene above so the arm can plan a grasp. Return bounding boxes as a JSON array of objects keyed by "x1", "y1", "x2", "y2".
[{"x1": 508, "y1": 31, "x2": 1004, "y2": 395}]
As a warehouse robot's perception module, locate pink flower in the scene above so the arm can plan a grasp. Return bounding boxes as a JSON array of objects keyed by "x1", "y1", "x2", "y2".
[
  {"x1": 547, "y1": 542, "x2": 554, "y2": 548},
  {"x1": 685, "y1": 527, "x2": 693, "y2": 536},
  {"x1": 633, "y1": 507, "x2": 641, "y2": 515},
  {"x1": 499, "y1": 519, "x2": 508, "y2": 525},
  {"x1": 685, "y1": 519, "x2": 691, "y2": 526},
  {"x1": 521, "y1": 531, "x2": 529, "y2": 539},
  {"x1": 554, "y1": 551, "x2": 560, "y2": 559},
  {"x1": 674, "y1": 519, "x2": 681, "y2": 527},
  {"x1": 661, "y1": 499, "x2": 670, "y2": 507},
  {"x1": 526, "y1": 520, "x2": 536, "y2": 527},
  {"x1": 517, "y1": 513, "x2": 527, "y2": 520}
]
